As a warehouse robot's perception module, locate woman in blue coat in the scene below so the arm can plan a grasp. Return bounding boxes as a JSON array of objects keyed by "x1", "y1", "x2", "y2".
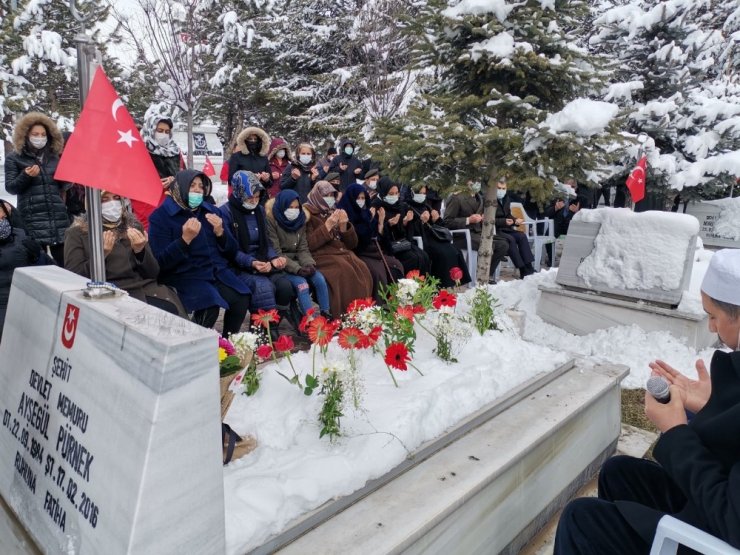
[
  {"x1": 148, "y1": 169, "x2": 251, "y2": 336},
  {"x1": 219, "y1": 171, "x2": 297, "y2": 336}
]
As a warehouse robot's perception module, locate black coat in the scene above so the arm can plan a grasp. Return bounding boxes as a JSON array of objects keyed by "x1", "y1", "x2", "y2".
[
  {"x1": 150, "y1": 152, "x2": 180, "y2": 179},
  {"x1": 280, "y1": 163, "x2": 316, "y2": 203},
  {"x1": 495, "y1": 195, "x2": 516, "y2": 230},
  {"x1": 4, "y1": 150, "x2": 70, "y2": 245},
  {"x1": 227, "y1": 152, "x2": 270, "y2": 186},
  {"x1": 616, "y1": 350, "x2": 740, "y2": 548},
  {"x1": 0, "y1": 227, "x2": 38, "y2": 338},
  {"x1": 328, "y1": 139, "x2": 362, "y2": 189}
]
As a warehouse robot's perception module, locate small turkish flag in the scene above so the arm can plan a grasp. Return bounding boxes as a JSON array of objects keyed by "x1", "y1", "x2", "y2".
[
  {"x1": 202, "y1": 155, "x2": 216, "y2": 177},
  {"x1": 55, "y1": 67, "x2": 162, "y2": 206},
  {"x1": 625, "y1": 155, "x2": 647, "y2": 204}
]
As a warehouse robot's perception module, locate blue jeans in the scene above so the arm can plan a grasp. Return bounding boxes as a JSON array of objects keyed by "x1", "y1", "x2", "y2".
[{"x1": 283, "y1": 271, "x2": 330, "y2": 314}]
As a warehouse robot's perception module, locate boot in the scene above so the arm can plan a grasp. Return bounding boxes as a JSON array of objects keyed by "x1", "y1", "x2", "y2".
[{"x1": 519, "y1": 263, "x2": 535, "y2": 279}]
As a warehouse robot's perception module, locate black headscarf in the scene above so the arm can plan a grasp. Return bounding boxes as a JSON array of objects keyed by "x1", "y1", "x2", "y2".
[
  {"x1": 376, "y1": 176, "x2": 405, "y2": 216},
  {"x1": 171, "y1": 169, "x2": 212, "y2": 210},
  {"x1": 337, "y1": 183, "x2": 373, "y2": 241}
]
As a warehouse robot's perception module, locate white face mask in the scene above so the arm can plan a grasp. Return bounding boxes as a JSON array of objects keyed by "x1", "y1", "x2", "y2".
[
  {"x1": 323, "y1": 196, "x2": 336, "y2": 208},
  {"x1": 284, "y1": 208, "x2": 301, "y2": 221},
  {"x1": 356, "y1": 199, "x2": 366, "y2": 209},
  {"x1": 366, "y1": 181, "x2": 378, "y2": 190},
  {"x1": 101, "y1": 200, "x2": 122, "y2": 222},
  {"x1": 276, "y1": 150, "x2": 286, "y2": 159},
  {"x1": 470, "y1": 182, "x2": 482, "y2": 193},
  {"x1": 496, "y1": 189, "x2": 506, "y2": 200},
  {"x1": 243, "y1": 201, "x2": 258, "y2": 210},
  {"x1": 356, "y1": 179, "x2": 365, "y2": 186},
  {"x1": 154, "y1": 132, "x2": 170, "y2": 146},
  {"x1": 385, "y1": 195, "x2": 399, "y2": 205},
  {"x1": 299, "y1": 154, "x2": 312, "y2": 165},
  {"x1": 29, "y1": 136, "x2": 47, "y2": 149},
  {"x1": 413, "y1": 193, "x2": 426, "y2": 204}
]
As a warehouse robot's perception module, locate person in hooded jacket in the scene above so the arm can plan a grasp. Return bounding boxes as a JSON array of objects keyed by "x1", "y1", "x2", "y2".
[
  {"x1": 407, "y1": 183, "x2": 471, "y2": 288},
  {"x1": 337, "y1": 183, "x2": 404, "y2": 300},
  {"x1": 303, "y1": 181, "x2": 373, "y2": 316},
  {"x1": 5, "y1": 112, "x2": 70, "y2": 266},
  {"x1": 554, "y1": 248, "x2": 740, "y2": 555},
  {"x1": 148, "y1": 169, "x2": 251, "y2": 336},
  {"x1": 267, "y1": 137, "x2": 290, "y2": 199},
  {"x1": 266, "y1": 190, "x2": 331, "y2": 318},
  {"x1": 218, "y1": 171, "x2": 297, "y2": 336},
  {"x1": 375, "y1": 176, "x2": 431, "y2": 276},
  {"x1": 495, "y1": 178, "x2": 535, "y2": 278},
  {"x1": 64, "y1": 191, "x2": 186, "y2": 317},
  {"x1": 280, "y1": 142, "x2": 320, "y2": 203},
  {"x1": 131, "y1": 115, "x2": 183, "y2": 230},
  {"x1": 0, "y1": 201, "x2": 45, "y2": 340},
  {"x1": 227, "y1": 127, "x2": 271, "y2": 191},
  {"x1": 328, "y1": 139, "x2": 363, "y2": 190}
]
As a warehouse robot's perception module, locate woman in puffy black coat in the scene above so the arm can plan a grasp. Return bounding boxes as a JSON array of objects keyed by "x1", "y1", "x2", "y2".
[{"x1": 4, "y1": 112, "x2": 70, "y2": 265}]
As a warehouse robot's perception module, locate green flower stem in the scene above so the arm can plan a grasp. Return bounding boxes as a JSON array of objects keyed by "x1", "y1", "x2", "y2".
[
  {"x1": 408, "y1": 361, "x2": 424, "y2": 376},
  {"x1": 384, "y1": 362, "x2": 400, "y2": 388}
]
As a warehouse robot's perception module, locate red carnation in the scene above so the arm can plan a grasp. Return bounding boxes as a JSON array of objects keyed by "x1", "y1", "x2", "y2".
[
  {"x1": 432, "y1": 290, "x2": 457, "y2": 310},
  {"x1": 346, "y1": 297, "x2": 376, "y2": 313},
  {"x1": 255, "y1": 344, "x2": 273, "y2": 359},
  {"x1": 449, "y1": 266, "x2": 463, "y2": 283},
  {"x1": 274, "y1": 335, "x2": 295, "y2": 352},
  {"x1": 251, "y1": 308, "x2": 280, "y2": 329},
  {"x1": 384, "y1": 342, "x2": 410, "y2": 371},
  {"x1": 298, "y1": 307, "x2": 317, "y2": 333},
  {"x1": 405, "y1": 269, "x2": 424, "y2": 281},
  {"x1": 338, "y1": 327, "x2": 365, "y2": 350}
]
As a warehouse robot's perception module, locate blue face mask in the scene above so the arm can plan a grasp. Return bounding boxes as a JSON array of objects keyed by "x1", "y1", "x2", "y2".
[
  {"x1": 188, "y1": 192, "x2": 204, "y2": 209},
  {"x1": 496, "y1": 189, "x2": 506, "y2": 200},
  {"x1": 0, "y1": 218, "x2": 11, "y2": 241}
]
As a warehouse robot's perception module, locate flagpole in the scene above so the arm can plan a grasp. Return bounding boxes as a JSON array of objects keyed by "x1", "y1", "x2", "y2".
[{"x1": 71, "y1": 0, "x2": 105, "y2": 283}]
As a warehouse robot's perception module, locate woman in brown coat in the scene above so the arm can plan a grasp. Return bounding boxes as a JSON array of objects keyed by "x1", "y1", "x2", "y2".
[
  {"x1": 64, "y1": 191, "x2": 186, "y2": 316},
  {"x1": 304, "y1": 181, "x2": 373, "y2": 317}
]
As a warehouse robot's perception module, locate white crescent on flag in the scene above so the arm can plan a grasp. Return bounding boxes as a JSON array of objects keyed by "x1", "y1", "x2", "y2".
[{"x1": 111, "y1": 98, "x2": 124, "y2": 122}]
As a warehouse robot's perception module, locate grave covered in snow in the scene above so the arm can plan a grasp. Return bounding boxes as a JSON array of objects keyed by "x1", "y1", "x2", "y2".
[{"x1": 685, "y1": 197, "x2": 740, "y2": 249}]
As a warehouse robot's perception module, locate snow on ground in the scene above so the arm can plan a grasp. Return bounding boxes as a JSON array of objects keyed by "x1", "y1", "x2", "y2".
[
  {"x1": 575, "y1": 208, "x2": 699, "y2": 291},
  {"x1": 223, "y1": 314, "x2": 567, "y2": 553}
]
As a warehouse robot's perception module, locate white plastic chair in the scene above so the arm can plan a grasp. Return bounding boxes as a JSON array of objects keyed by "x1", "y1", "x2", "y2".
[
  {"x1": 650, "y1": 516, "x2": 740, "y2": 555},
  {"x1": 509, "y1": 202, "x2": 556, "y2": 271},
  {"x1": 413, "y1": 235, "x2": 423, "y2": 249},
  {"x1": 450, "y1": 228, "x2": 476, "y2": 284}
]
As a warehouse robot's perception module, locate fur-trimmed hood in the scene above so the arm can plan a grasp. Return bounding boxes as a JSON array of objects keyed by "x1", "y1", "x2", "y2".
[
  {"x1": 236, "y1": 126, "x2": 271, "y2": 157},
  {"x1": 12, "y1": 112, "x2": 64, "y2": 154},
  {"x1": 264, "y1": 197, "x2": 312, "y2": 224}
]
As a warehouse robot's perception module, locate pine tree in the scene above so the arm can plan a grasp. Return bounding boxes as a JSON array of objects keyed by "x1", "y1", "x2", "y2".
[{"x1": 370, "y1": 0, "x2": 624, "y2": 281}]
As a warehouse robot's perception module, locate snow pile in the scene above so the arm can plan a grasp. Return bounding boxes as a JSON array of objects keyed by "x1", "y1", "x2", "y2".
[
  {"x1": 575, "y1": 208, "x2": 699, "y2": 291},
  {"x1": 442, "y1": 0, "x2": 515, "y2": 22},
  {"x1": 707, "y1": 197, "x2": 740, "y2": 241},
  {"x1": 223, "y1": 321, "x2": 567, "y2": 553},
  {"x1": 470, "y1": 32, "x2": 522, "y2": 61},
  {"x1": 544, "y1": 99, "x2": 619, "y2": 136},
  {"x1": 491, "y1": 269, "x2": 716, "y2": 390}
]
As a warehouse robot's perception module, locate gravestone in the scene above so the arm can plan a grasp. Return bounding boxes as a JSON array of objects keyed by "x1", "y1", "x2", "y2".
[
  {"x1": 685, "y1": 200, "x2": 740, "y2": 249},
  {"x1": 0, "y1": 266, "x2": 224, "y2": 554}
]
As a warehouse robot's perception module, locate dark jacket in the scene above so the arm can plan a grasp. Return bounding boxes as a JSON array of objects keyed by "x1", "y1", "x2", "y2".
[
  {"x1": 495, "y1": 195, "x2": 516, "y2": 230},
  {"x1": 227, "y1": 127, "x2": 271, "y2": 187},
  {"x1": 5, "y1": 112, "x2": 70, "y2": 245},
  {"x1": 616, "y1": 350, "x2": 740, "y2": 548},
  {"x1": 544, "y1": 202, "x2": 576, "y2": 237},
  {"x1": 280, "y1": 164, "x2": 317, "y2": 204},
  {"x1": 443, "y1": 192, "x2": 484, "y2": 250},
  {"x1": 328, "y1": 139, "x2": 362, "y2": 189},
  {"x1": 148, "y1": 175, "x2": 247, "y2": 312},
  {"x1": 0, "y1": 226, "x2": 40, "y2": 338},
  {"x1": 150, "y1": 152, "x2": 180, "y2": 179}
]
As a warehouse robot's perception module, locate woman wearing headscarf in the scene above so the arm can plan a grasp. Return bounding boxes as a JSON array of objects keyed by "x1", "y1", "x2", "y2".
[
  {"x1": 266, "y1": 190, "x2": 331, "y2": 318},
  {"x1": 304, "y1": 181, "x2": 373, "y2": 316},
  {"x1": 0, "y1": 201, "x2": 45, "y2": 340},
  {"x1": 280, "y1": 142, "x2": 320, "y2": 203},
  {"x1": 5, "y1": 112, "x2": 70, "y2": 265},
  {"x1": 337, "y1": 183, "x2": 404, "y2": 300},
  {"x1": 408, "y1": 183, "x2": 471, "y2": 287},
  {"x1": 148, "y1": 169, "x2": 251, "y2": 336},
  {"x1": 267, "y1": 137, "x2": 290, "y2": 199},
  {"x1": 375, "y1": 176, "x2": 431, "y2": 276},
  {"x1": 218, "y1": 171, "x2": 297, "y2": 335},
  {"x1": 131, "y1": 115, "x2": 183, "y2": 230},
  {"x1": 64, "y1": 191, "x2": 186, "y2": 317}
]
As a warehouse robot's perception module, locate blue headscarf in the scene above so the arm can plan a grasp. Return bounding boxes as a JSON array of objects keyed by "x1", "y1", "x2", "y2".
[
  {"x1": 272, "y1": 189, "x2": 306, "y2": 232},
  {"x1": 230, "y1": 170, "x2": 264, "y2": 202}
]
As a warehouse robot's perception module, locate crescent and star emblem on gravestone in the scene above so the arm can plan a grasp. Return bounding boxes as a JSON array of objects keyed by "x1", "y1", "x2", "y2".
[{"x1": 61, "y1": 304, "x2": 80, "y2": 349}]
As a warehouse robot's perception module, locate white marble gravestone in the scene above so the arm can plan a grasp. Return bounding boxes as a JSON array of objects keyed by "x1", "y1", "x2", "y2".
[
  {"x1": 685, "y1": 200, "x2": 740, "y2": 249},
  {"x1": 0, "y1": 266, "x2": 224, "y2": 554}
]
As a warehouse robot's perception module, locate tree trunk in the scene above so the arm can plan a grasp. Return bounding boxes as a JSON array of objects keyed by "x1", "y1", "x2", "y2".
[
  {"x1": 186, "y1": 110, "x2": 194, "y2": 168},
  {"x1": 475, "y1": 173, "x2": 499, "y2": 285}
]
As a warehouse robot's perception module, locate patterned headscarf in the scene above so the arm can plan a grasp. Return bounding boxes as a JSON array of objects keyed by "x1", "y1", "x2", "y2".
[
  {"x1": 306, "y1": 181, "x2": 338, "y2": 215},
  {"x1": 171, "y1": 169, "x2": 212, "y2": 210},
  {"x1": 231, "y1": 170, "x2": 264, "y2": 202},
  {"x1": 142, "y1": 114, "x2": 181, "y2": 157}
]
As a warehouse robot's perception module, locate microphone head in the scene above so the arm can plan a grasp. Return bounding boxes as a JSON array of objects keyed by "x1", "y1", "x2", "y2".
[{"x1": 647, "y1": 376, "x2": 671, "y2": 401}]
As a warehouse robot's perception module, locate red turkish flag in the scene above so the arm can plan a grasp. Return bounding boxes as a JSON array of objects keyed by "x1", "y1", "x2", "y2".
[
  {"x1": 202, "y1": 155, "x2": 216, "y2": 177},
  {"x1": 55, "y1": 67, "x2": 162, "y2": 206},
  {"x1": 625, "y1": 155, "x2": 647, "y2": 204}
]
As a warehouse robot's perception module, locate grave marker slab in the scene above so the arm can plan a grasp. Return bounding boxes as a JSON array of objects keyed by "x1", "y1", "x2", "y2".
[{"x1": 0, "y1": 266, "x2": 224, "y2": 554}]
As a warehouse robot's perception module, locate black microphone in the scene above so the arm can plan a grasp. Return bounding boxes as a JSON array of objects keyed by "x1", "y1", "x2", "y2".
[{"x1": 647, "y1": 376, "x2": 671, "y2": 404}]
